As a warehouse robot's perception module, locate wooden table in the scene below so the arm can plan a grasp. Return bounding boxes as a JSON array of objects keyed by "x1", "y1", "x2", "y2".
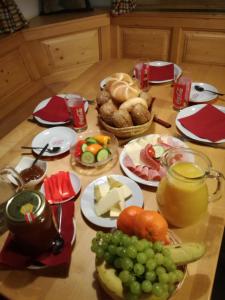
[{"x1": 0, "y1": 59, "x2": 224, "y2": 300}]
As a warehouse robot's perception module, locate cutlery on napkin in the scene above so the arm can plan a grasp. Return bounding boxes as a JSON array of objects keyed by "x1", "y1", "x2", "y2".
[
  {"x1": 33, "y1": 96, "x2": 71, "y2": 122},
  {"x1": 178, "y1": 104, "x2": 225, "y2": 142}
]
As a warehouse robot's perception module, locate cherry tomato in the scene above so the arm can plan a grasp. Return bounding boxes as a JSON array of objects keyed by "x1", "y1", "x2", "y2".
[
  {"x1": 74, "y1": 140, "x2": 86, "y2": 157},
  {"x1": 145, "y1": 144, "x2": 155, "y2": 159}
]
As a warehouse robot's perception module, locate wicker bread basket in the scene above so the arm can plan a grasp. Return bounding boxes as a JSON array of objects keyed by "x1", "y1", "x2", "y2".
[{"x1": 98, "y1": 112, "x2": 154, "y2": 139}]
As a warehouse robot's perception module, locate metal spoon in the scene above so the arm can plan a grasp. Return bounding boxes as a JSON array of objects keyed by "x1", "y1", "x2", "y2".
[
  {"x1": 21, "y1": 146, "x2": 61, "y2": 154},
  {"x1": 194, "y1": 85, "x2": 224, "y2": 96},
  {"x1": 32, "y1": 144, "x2": 49, "y2": 166},
  {"x1": 52, "y1": 204, "x2": 64, "y2": 255}
]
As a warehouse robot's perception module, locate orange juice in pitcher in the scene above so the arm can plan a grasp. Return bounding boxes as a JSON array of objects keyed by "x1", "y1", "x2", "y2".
[{"x1": 156, "y1": 148, "x2": 224, "y2": 228}]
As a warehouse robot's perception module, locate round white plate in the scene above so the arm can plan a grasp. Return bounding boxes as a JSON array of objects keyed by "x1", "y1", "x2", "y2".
[
  {"x1": 27, "y1": 219, "x2": 76, "y2": 270},
  {"x1": 190, "y1": 82, "x2": 218, "y2": 103},
  {"x1": 40, "y1": 171, "x2": 81, "y2": 204},
  {"x1": 176, "y1": 104, "x2": 225, "y2": 144},
  {"x1": 32, "y1": 126, "x2": 77, "y2": 157},
  {"x1": 33, "y1": 94, "x2": 88, "y2": 126},
  {"x1": 80, "y1": 175, "x2": 144, "y2": 228},
  {"x1": 120, "y1": 134, "x2": 188, "y2": 187}
]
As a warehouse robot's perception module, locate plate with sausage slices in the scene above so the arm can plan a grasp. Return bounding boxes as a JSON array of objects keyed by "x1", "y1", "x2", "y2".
[{"x1": 119, "y1": 134, "x2": 188, "y2": 187}]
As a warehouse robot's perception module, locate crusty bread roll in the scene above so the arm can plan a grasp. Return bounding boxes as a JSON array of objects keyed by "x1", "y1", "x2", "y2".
[
  {"x1": 109, "y1": 81, "x2": 141, "y2": 103},
  {"x1": 104, "y1": 73, "x2": 134, "y2": 89},
  {"x1": 119, "y1": 97, "x2": 148, "y2": 112}
]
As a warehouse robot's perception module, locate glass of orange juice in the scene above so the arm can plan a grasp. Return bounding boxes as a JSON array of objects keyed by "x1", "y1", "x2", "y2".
[{"x1": 156, "y1": 148, "x2": 224, "y2": 228}]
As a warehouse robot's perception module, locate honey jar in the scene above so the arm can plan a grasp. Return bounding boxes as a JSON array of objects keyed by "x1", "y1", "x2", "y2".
[{"x1": 5, "y1": 190, "x2": 58, "y2": 256}]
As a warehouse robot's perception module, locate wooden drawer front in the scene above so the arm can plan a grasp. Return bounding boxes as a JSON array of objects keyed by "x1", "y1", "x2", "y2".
[
  {"x1": 120, "y1": 27, "x2": 171, "y2": 60},
  {"x1": 41, "y1": 29, "x2": 99, "y2": 71},
  {"x1": 182, "y1": 31, "x2": 225, "y2": 66},
  {"x1": 0, "y1": 50, "x2": 31, "y2": 98}
]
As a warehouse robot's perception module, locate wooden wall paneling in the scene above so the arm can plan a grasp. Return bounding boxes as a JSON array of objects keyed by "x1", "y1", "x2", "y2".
[
  {"x1": 99, "y1": 25, "x2": 111, "y2": 60},
  {"x1": 181, "y1": 30, "x2": 225, "y2": 66},
  {"x1": 119, "y1": 27, "x2": 171, "y2": 61}
]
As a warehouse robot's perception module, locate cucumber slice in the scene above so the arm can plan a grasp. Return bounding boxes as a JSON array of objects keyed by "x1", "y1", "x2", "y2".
[
  {"x1": 86, "y1": 137, "x2": 97, "y2": 145},
  {"x1": 96, "y1": 148, "x2": 109, "y2": 162},
  {"x1": 81, "y1": 151, "x2": 95, "y2": 164},
  {"x1": 153, "y1": 145, "x2": 165, "y2": 158},
  {"x1": 81, "y1": 143, "x2": 88, "y2": 152}
]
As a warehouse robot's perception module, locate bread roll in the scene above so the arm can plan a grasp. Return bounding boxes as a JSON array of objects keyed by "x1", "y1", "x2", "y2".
[
  {"x1": 119, "y1": 97, "x2": 148, "y2": 112},
  {"x1": 130, "y1": 103, "x2": 151, "y2": 125},
  {"x1": 99, "y1": 100, "x2": 118, "y2": 126},
  {"x1": 112, "y1": 109, "x2": 133, "y2": 128},
  {"x1": 96, "y1": 90, "x2": 111, "y2": 107},
  {"x1": 104, "y1": 73, "x2": 133, "y2": 89},
  {"x1": 109, "y1": 81, "x2": 141, "y2": 103}
]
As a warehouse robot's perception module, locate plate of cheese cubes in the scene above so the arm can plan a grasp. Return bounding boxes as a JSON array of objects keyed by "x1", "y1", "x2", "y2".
[{"x1": 80, "y1": 175, "x2": 143, "y2": 228}]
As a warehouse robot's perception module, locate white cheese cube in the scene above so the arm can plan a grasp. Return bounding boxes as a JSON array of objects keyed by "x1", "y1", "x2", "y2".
[
  {"x1": 94, "y1": 182, "x2": 110, "y2": 202},
  {"x1": 117, "y1": 185, "x2": 132, "y2": 200},
  {"x1": 124, "y1": 143, "x2": 143, "y2": 166},
  {"x1": 109, "y1": 206, "x2": 121, "y2": 217},
  {"x1": 95, "y1": 188, "x2": 124, "y2": 216}
]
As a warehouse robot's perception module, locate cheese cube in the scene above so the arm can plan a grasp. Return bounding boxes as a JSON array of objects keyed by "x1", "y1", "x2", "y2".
[
  {"x1": 95, "y1": 188, "x2": 124, "y2": 216},
  {"x1": 109, "y1": 206, "x2": 121, "y2": 217},
  {"x1": 117, "y1": 185, "x2": 132, "y2": 200},
  {"x1": 94, "y1": 182, "x2": 110, "y2": 202}
]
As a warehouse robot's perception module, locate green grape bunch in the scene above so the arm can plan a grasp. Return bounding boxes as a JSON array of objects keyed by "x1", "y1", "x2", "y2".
[{"x1": 91, "y1": 230, "x2": 185, "y2": 300}]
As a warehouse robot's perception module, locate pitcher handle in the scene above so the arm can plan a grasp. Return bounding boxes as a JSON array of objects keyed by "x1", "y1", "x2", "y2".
[
  {"x1": 207, "y1": 169, "x2": 225, "y2": 202},
  {"x1": 0, "y1": 167, "x2": 24, "y2": 192}
]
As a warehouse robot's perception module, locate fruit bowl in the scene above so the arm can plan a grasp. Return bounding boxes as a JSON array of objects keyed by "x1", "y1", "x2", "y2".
[{"x1": 70, "y1": 129, "x2": 118, "y2": 168}]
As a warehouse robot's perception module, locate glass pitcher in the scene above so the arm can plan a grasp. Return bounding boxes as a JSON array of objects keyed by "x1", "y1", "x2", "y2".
[
  {"x1": 0, "y1": 167, "x2": 24, "y2": 234},
  {"x1": 156, "y1": 148, "x2": 224, "y2": 228}
]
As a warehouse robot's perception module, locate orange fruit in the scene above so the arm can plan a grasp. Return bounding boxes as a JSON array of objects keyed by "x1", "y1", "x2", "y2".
[{"x1": 86, "y1": 143, "x2": 102, "y2": 155}]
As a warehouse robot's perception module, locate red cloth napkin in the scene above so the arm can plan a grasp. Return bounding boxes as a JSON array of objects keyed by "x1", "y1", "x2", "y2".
[
  {"x1": 33, "y1": 96, "x2": 70, "y2": 122},
  {"x1": 148, "y1": 63, "x2": 174, "y2": 81},
  {"x1": 0, "y1": 201, "x2": 75, "y2": 269},
  {"x1": 178, "y1": 104, "x2": 225, "y2": 142}
]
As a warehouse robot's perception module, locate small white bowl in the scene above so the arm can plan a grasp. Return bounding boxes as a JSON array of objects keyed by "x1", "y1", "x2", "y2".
[{"x1": 15, "y1": 156, "x2": 47, "y2": 188}]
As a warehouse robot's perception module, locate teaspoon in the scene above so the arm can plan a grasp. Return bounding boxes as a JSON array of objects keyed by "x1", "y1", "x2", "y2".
[
  {"x1": 21, "y1": 146, "x2": 61, "y2": 154},
  {"x1": 52, "y1": 204, "x2": 64, "y2": 255},
  {"x1": 194, "y1": 85, "x2": 224, "y2": 96}
]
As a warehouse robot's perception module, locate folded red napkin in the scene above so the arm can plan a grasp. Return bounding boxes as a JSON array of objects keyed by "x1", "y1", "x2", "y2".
[
  {"x1": 178, "y1": 104, "x2": 225, "y2": 142},
  {"x1": 148, "y1": 63, "x2": 174, "y2": 81},
  {"x1": 0, "y1": 201, "x2": 75, "y2": 269},
  {"x1": 44, "y1": 171, "x2": 76, "y2": 204},
  {"x1": 33, "y1": 96, "x2": 70, "y2": 122}
]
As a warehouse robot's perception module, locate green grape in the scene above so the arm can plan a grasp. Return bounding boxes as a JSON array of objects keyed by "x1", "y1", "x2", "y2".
[
  {"x1": 135, "y1": 240, "x2": 147, "y2": 252},
  {"x1": 155, "y1": 253, "x2": 164, "y2": 265},
  {"x1": 127, "y1": 245, "x2": 137, "y2": 259},
  {"x1": 119, "y1": 270, "x2": 131, "y2": 283},
  {"x1": 91, "y1": 243, "x2": 98, "y2": 253},
  {"x1": 162, "y1": 247, "x2": 171, "y2": 257},
  {"x1": 155, "y1": 266, "x2": 167, "y2": 276},
  {"x1": 130, "y1": 236, "x2": 138, "y2": 244},
  {"x1": 168, "y1": 271, "x2": 177, "y2": 284},
  {"x1": 146, "y1": 258, "x2": 157, "y2": 271},
  {"x1": 121, "y1": 257, "x2": 134, "y2": 271},
  {"x1": 104, "y1": 232, "x2": 112, "y2": 243},
  {"x1": 152, "y1": 282, "x2": 165, "y2": 297},
  {"x1": 144, "y1": 248, "x2": 155, "y2": 258},
  {"x1": 130, "y1": 281, "x2": 141, "y2": 295},
  {"x1": 125, "y1": 292, "x2": 139, "y2": 300},
  {"x1": 136, "y1": 252, "x2": 147, "y2": 264},
  {"x1": 133, "y1": 263, "x2": 145, "y2": 276},
  {"x1": 140, "y1": 239, "x2": 151, "y2": 250},
  {"x1": 145, "y1": 270, "x2": 156, "y2": 282},
  {"x1": 121, "y1": 234, "x2": 131, "y2": 247},
  {"x1": 141, "y1": 280, "x2": 152, "y2": 293},
  {"x1": 163, "y1": 257, "x2": 176, "y2": 271},
  {"x1": 168, "y1": 283, "x2": 176, "y2": 294},
  {"x1": 158, "y1": 272, "x2": 169, "y2": 283},
  {"x1": 116, "y1": 246, "x2": 127, "y2": 257},
  {"x1": 161, "y1": 282, "x2": 169, "y2": 293},
  {"x1": 100, "y1": 240, "x2": 108, "y2": 250},
  {"x1": 108, "y1": 244, "x2": 117, "y2": 255},
  {"x1": 124, "y1": 273, "x2": 136, "y2": 287},
  {"x1": 175, "y1": 269, "x2": 185, "y2": 282},
  {"x1": 153, "y1": 241, "x2": 163, "y2": 253},
  {"x1": 96, "y1": 231, "x2": 104, "y2": 240},
  {"x1": 95, "y1": 246, "x2": 104, "y2": 258},
  {"x1": 104, "y1": 251, "x2": 114, "y2": 264},
  {"x1": 111, "y1": 234, "x2": 121, "y2": 245},
  {"x1": 114, "y1": 257, "x2": 123, "y2": 269}
]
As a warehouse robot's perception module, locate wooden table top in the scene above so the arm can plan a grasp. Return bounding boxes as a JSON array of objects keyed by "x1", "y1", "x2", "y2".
[{"x1": 0, "y1": 59, "x2": 224, "y2": 300}]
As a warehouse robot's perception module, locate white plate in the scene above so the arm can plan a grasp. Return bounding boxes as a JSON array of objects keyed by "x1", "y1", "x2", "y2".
[
  {"x1": 190, "y1": 82, "x2": 218, "y2": 103},
  {"x1": 32, "y1": 126, "x2": 77, "y2": 157},
  {"x1": 80, "y1": 175, "x2": 143, "y2": 228},
  {"x1": 40, "y1": 171, "x2": 81, "y2": 204},
  {"x1": 27, "y1": 219, "x2": 76, "y2": 270},
  {"x1": 33, "y1": 94, "x2": 88, "y2": 126},
  {"x1": 176, "y1": 104, "x2": 225, "y2": 144},
  {"x1": 119, "y1": 134, "x2": 188, "y2": 187}
]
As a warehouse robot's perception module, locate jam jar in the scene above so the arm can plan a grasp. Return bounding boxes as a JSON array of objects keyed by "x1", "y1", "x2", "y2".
[{"x1": 5, "y1": 190, "x2": 58, "y2": 256}]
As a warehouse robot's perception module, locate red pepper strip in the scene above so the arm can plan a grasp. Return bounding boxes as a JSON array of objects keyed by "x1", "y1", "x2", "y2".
[
  {"x1": 65, "y1": 171, "x2": 76, "y2": 199},
  {"x1": 51, "y1": 175, "x2": 63, "y2": 202},
  {"x1": 45, "y1": 177, "x2": 55, "y2": 204},
  {"x1": 56, "y1": 171, "x2": 64, "y2": 199},
  {"x1": 44, "y1": 178, "x2": 52, "y2": 202},
  {"x1": 58, "y1": 171, "x2": 70, "y2": 200}
]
